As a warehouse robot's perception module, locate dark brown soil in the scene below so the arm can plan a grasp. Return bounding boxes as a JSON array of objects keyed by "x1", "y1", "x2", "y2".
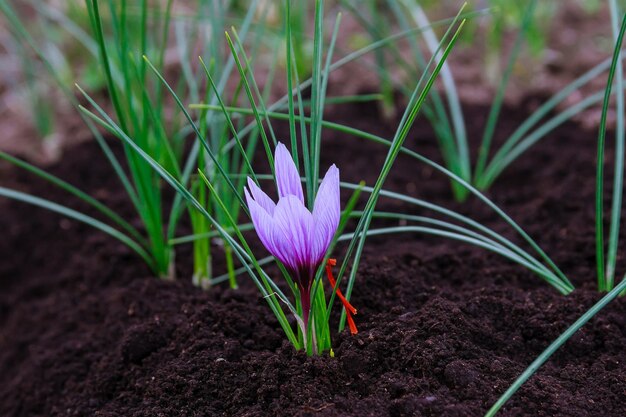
[{"x1": 2, "y1": 100, "x2": 626, "y2": 417}]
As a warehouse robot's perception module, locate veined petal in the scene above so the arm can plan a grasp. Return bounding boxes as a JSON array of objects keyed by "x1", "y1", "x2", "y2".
[
  {"x1": 271, "y1": 195, "x2": 315, "y2": 275},
  {"x1": 312, "y1": 164, "x2": 340, "y2": 263},
  {"x1": 247, "y1": 177, "x2": 276, "y2": 215},
  {"x1": 274, "y1": 142, "x2": 304, "y2": 203},
  {"x1": 246, "y1": 189, "x2": 278, "y2": 257}
]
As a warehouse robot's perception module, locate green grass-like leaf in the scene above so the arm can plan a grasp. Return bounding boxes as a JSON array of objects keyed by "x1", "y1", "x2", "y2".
[{"x1": 595, "y1": 9, "x2": 626, "y2": 291}]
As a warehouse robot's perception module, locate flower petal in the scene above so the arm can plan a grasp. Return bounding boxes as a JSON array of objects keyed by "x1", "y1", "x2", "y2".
[
  {"x1": 271, "y1": 195, "x2": 315, "y2": 277},
  {"x1": 312, "y1": 164, "x2": 340, "y2": 263},
  {"x1": 245, "y1": 188, "x2": 278, "y2": 257},
  {"x1": 274, "y1": 142, "x2": 304, "y2": 203},
  {"x1": 247, "y1": 177, "x2": 276, "y2": 215}
]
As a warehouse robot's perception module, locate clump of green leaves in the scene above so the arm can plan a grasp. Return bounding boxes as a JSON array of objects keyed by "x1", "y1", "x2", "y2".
[
  {"x1": 0, "y1": 0, "x2": 277, "y2": 285},
  {"x1": 343, "y1": 0, "x2": 624, "y2": 203}
]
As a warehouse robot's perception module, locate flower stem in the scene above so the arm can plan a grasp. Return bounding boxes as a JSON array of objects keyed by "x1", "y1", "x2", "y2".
[
  {"x1": 300, "y1": 286, "x2": 311, "y2": 334},
  {"x1": 300, "y1": 285, "x2": 315, "y2": 355},
  {"x1": 224, "y1": 244, "x2": 238, "y2": 289}
]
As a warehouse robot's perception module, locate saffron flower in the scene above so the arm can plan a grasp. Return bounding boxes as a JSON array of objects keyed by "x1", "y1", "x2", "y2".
[{"x1": 245, "y1": 143, "x2": 356, "y2": 334}]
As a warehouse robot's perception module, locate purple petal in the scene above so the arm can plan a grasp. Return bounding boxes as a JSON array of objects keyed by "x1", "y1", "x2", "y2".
[
  {"x1": 274, "y1": 142, "x2": 304, "y2": 203},
  {"x1": 247, "y1": 177, "x2": 276, "y2": 215},
  {"x1": 271, "y1": 195, "x2": 315, "y2": 275},
  {"x1": 312, "y1": 164, "x2": 340, "y2": 263},
  {"x1": 245, "y1": 189, "x2": 278, "y2": 257}
]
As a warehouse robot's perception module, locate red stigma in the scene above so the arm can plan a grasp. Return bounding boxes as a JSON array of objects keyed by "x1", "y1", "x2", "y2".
[{"x1": 326, "y1": 258, "x2": 358, "y2": 335}]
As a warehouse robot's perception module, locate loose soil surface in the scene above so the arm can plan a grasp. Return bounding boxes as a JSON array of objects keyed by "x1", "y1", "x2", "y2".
[{"x1": 2, "y1": 99, "x2": 626, "y2": 417}]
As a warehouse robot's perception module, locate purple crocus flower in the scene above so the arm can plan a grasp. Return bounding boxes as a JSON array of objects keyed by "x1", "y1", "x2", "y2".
[{"x1": 245, "y1": 143, "x2": 340, "y2": 327}]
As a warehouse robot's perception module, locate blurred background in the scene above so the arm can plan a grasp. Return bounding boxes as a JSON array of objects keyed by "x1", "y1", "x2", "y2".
[{"x1": 0, "y1": 0, "x2": 616, "y2": 162}]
